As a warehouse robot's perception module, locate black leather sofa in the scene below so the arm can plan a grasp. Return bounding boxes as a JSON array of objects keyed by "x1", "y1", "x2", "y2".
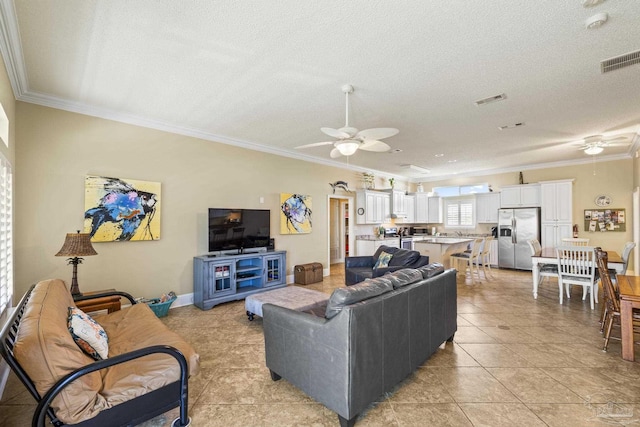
[
  {"x1": 344, "y1": 245, "x2": 430, "y2": 285},
  {"x1": 263, "y1": 265, "x2": 456, "y2": 426}
]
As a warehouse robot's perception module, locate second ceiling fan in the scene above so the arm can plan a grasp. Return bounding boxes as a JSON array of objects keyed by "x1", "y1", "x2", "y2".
[{"x1": 296, "y1": 85, "x2": 399, "y2": 158}]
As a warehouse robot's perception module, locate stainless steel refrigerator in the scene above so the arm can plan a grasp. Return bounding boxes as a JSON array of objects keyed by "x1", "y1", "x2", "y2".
[{"x1": 498, "y1": 208, "x2": 541, "y2": 270}]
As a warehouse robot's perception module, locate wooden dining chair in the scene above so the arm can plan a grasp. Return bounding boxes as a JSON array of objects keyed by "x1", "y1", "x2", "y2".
[
  {"x1": 595, "y1": 247, "x2": 640, "y2": 351},
  {"x1": 556, "y1": 245, "x2": 597, "y2": 309},
  {"x1": 599, "y1": 241, "x2": 637, "y2": 330},
  {"x1": 561, "y1": 238, "x2": 590, "y2": 246},
  {"x1": 451, "y1": 238, "x2": 483, "y2": 284}
]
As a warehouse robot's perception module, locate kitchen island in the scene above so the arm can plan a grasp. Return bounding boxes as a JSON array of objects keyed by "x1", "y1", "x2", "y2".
[{"x1": 414, "y1": 237, "x2": 474, "y2": 269}]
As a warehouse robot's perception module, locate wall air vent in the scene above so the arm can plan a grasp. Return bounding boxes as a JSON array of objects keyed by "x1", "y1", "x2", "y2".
[
  {"x1": 474, "y1": 93, "x2": 507, "y2": 106},
  {"x1": 601, "y1": 49, "x2": 640, "y2": 73}
]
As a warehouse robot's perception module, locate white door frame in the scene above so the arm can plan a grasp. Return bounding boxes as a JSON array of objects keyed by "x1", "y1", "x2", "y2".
[{"x1": 327, "y1": 194, "x2": 354, "y2": 268}]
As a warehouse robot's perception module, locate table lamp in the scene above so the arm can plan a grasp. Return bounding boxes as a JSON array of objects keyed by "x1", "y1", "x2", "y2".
[{"x1": 55, "y1": 230, "x2": 97, "y2": 296}]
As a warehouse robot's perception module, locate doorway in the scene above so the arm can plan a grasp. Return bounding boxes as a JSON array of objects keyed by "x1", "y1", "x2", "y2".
[{"x1": 328, "y1": 195, "x2": 354, "y2": 265}]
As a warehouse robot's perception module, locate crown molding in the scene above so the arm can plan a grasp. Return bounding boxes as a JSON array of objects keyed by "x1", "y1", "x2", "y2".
[{"x1": 0, "y1": 0, "x2": 27, "y2": 97}]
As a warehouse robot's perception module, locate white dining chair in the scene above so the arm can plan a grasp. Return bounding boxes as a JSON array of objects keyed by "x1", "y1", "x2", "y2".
[
  {"x1": 561, "y1": 238, "x2": 590, "y2": 246},
  {"x1": 528, "y1": 239, "x2": 559, "y2": 294},
  {"x1": 556, "y1": 245, "x2": 597, "y2": 309}
]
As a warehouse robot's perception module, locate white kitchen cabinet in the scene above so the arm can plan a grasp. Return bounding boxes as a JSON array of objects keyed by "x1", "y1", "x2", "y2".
[
  {"x1": 541, "y1": 222, "x2": 573, "y2": 250},
  {"x1": 489, "y1": 239, "x2": 498, "y2": 266},
  {"x1": 355, "y1": 238, "x2": 400, "y2": 256},
  {"x1": 540, "y1": 179, "x2": 574, "y2": 249},
  {"x1": 500, "y1": 184, "x2": 540, "y2": 208},
  {"x1": 388, "y1": 190, "x2": 406, "y2": 217},
  {"x1": 540, "y1": 180, "x2": 573, "y2": 223},
  {"x1": 476, "y1": 192, "x2": 501, "y2": 223},
  {"x1": 356, "y1": 191, "x2": 391, "y2": 224},
  {"x1": 415, "y1": 193, "x2": 429, "y2": 223},
  {"x1": 404, "y1": 194, "x2": 415, "y2": 223},
  {"x1": 427, "y1": 197, "x2": 443, "y2": 223}
]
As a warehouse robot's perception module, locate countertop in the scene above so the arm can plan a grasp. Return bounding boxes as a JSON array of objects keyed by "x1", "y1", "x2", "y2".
[
  {"x1": 414, "y1": 237, "x2": 474, "y2": 245},
  {"x1": 356, "y1": 235, "x2": 400, "y2": 241}
]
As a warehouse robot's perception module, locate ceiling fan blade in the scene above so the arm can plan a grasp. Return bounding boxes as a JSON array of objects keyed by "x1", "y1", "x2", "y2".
[
  {"x1": 356, "y1": 127, "x2": 399, "y2": 140},
  {"x1": 295, "y1": 141, "x2": 335, "y2": 149},
  {"x1": 329, "y1": 148, "x2": 343, "y2": 158},
  {"x1": 359, "y1": 140, "x2": 391, "y2": 152},
  {"x1": 602, "y1": 137, "x2": 628, "y2": 146},
  {"x1": 321, "y1": 127, "x2": 350, "y2": 139}
]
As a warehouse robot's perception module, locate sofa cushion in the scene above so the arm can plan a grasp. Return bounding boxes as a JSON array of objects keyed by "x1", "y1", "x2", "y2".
[
  {"x1": 417, "y1": 263, "x2": 445, "y2": 279},
  {"x1": 383, "y1": 268, "x2": 424, "y2": 289},
  {"x1": 388, "y1": 249, "x2": 421, "y2": 267},
  {"x1": 325, "y1": 277, "x2": 393, "y2": 319},
  {"x1": 372, "y1": 245, "x2": 401, "y2": 262},
  {"x1": 95, "y1": 303, "x2": 200, "y2": 407},
  {"x1": 13, "y1": 279, "x2": 105, "y2": 424},
  {"x1": 373, "y1": 251, "x2": 393, "y2": 269},
  {"x1": 68, "y1": 307, "x2": 109, "y2": 360}
]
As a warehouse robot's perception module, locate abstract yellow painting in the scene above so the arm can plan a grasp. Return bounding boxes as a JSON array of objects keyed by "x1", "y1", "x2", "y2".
[
  {"x1": 280, "y1": 193, "x2": 312, "y2": 234},
  {"x1": 84, "y1": 175, "x2": 161, "y2": 242}
]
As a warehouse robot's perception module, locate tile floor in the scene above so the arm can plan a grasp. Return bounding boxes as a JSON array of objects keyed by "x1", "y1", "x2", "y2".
[{"x1": 1, "y1": 265, "x2": 639, "y2": 426}]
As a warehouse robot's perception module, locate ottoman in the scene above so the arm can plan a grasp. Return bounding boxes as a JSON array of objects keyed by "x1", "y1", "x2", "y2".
[{"x1": 245, "y1": 286, "x2": 329, "y2": 321}]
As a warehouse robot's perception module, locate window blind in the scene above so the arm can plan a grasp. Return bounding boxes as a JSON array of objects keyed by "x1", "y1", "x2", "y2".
[
  {"x1": 0, "y1": 154, "x2": 12, "y2": 315},
  {"x1": 445, "y1": 197, "x2": 475, "y2": 227}
]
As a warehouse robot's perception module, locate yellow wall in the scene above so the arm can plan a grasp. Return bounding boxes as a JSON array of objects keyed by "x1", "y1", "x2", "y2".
[{"x1": 14, "y1": 102, "x2": 363, "y2": 299}]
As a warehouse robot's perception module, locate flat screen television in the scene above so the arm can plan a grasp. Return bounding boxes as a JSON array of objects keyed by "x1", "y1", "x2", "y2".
[{"x1": 208, "y1": 208, "x2": 270, "y2": 253}]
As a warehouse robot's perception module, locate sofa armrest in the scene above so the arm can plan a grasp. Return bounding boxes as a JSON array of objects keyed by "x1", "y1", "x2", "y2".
[
  {"x1": 73, "y1": 290, "x2": 138, "y2": 305},
  {"x1": 34, "y1": 345, "x2": 190, "y2": 427},
  {"x1": 345, "y1": 256, "x2": 374, "y2": 268},
  {"x1": 263, "y1": 304, "x2": 352, "y2": 419}
]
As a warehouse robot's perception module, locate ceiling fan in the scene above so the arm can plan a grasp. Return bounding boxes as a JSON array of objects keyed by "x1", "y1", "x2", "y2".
[
  {"x1": 295, "y1": 84, "x2": 399, "y2": 158},
  {"x1": 578, "y1": 134, "x2": 629, "y2": 155}
]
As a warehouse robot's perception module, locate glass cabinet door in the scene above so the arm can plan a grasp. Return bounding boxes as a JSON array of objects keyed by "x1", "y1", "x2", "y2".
[
  {"x1": 207, "y1": 261, "x2": 235, "y2": 296},
  {"x1": 264, "y1": 254, "x2": 285, "y2": 287}
]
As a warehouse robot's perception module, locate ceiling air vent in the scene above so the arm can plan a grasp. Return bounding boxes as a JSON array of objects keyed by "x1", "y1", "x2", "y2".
[
  {"x1": 601, "y1": 49, "x2": 640, "y2": 73},
  {"x1": 498, "y1": 122, "x2": 525, "y2": 130},
  {"x1": 474, "y1": 93, "x2": 507, "y2": 106}
]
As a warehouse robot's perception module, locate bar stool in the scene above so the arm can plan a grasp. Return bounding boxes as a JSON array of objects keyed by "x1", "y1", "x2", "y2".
[{"x1": 451, "y1": 238, "x2": 484, "y2": 284}]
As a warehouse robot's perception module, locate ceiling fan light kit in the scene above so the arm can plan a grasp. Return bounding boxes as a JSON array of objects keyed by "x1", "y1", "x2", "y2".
[
  {"x1": 335, "y1": 140, "x2": 360, "y2": 156},
  {"x1": 584, "y1": 145, "x2": 604, "y2": 155},
  {"x1": 295, "y1": 84, "x2": 399, "y2": 157},
  {"x1": 585, "y1": 12, "x2": 608, "y2": 29}
]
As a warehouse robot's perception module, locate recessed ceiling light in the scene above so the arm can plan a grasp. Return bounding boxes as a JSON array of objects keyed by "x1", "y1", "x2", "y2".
[
  {"x1": 586, "y1": 12, "x2": 608, "y2": 29},
  {"x1": 448, "y1": 159, "x2": 457, "y2": 163},
  {"x1": 434, "y1": 154, "x2": 444, "y2": 157}
]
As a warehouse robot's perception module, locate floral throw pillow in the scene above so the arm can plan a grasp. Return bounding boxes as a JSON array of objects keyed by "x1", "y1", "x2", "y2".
[
  {"x1": 68, "y1": 307, "x2": 109, "y2": 360},
  {"x1": 373, "y1": 251, "x2": 393, "y2": 269}
]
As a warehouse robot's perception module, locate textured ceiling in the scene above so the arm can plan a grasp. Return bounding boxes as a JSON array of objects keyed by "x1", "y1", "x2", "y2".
[{"x1": 2, "y1": 0, "x2": 640, "y2": 180}]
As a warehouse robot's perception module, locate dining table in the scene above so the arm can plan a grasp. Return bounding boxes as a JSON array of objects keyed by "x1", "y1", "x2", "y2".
[
  {"x1": 531, "y1": 248, "x2": 623, "y2": 299},
  {"x1": 617, "y1": 274, "x2": 640, "y2": 362}
]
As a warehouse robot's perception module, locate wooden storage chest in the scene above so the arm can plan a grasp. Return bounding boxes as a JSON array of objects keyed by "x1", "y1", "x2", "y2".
[{"x1": 294, "y1": 262, "x2": 323, "y2": 285}]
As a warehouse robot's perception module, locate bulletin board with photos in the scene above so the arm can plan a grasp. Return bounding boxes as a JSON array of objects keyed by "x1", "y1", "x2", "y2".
[{"x1": 584, "y1": 209, "x2": 626, "y2": 232}]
